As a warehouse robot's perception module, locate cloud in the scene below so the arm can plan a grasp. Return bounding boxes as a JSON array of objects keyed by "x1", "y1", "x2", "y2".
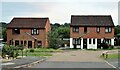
[
  {"x1": 1, "y1": 0, "x2": 120, "y2": 2},
  {"x1": 1, "y1": 2, "x2": 118, "y2": 25}
]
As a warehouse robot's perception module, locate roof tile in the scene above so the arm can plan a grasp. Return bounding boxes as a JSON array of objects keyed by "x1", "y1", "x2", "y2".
[
  {"x1": 7, "y1": 17, "x2": 49, "y2": 28},
  {"x1": 71, "y1": 15, "x2": 114, "y2": 26}
]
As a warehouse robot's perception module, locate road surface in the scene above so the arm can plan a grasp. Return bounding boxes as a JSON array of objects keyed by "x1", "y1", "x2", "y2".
[{"x1": 29, "y1": 50, "x2": 118, "y2": 68}]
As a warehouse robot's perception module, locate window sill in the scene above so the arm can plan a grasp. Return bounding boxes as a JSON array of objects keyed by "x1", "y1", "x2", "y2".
[
  {"x1": 31, "y1": 34, "x2": 39, "y2": 35},
  {"x1": 105, "y1": 32, "x2": 112, "y2": 33},
  {"x1": 73, "y1": 32, "x2": 79, "y2": 33},
  {"x1": 12, "y1": 34, "x2": 20, "y2": 35}
]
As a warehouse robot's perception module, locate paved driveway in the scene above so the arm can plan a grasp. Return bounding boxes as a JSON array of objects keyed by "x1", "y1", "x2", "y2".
[{"x1": 30, "y1": 50, "x2": 118, "y2": 68}]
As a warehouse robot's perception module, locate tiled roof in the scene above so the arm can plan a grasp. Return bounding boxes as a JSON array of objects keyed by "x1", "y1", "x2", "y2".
[
  {"x1": 7, "y1": 17, "x2": 49, "y2": 28},
  {"x1": 71, "y1": 15, "x2": 114, "y2": 27}
]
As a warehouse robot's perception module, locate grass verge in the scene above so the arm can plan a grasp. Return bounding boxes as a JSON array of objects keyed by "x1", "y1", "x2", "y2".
[{"x1": 107, "y1": 54, "x2": 120, "y2": 59}]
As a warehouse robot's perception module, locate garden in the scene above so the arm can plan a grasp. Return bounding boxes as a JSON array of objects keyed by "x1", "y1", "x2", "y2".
[{"x1": 1, "y1": 44, "x2": 62, "y2": 60}]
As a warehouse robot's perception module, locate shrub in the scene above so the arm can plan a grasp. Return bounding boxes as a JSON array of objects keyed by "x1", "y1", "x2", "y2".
[
  {"x1": 2, "y1": 44, "x2": 19, "y2": 58},
  {"x1": 108, "y1": 45, "x2": 114, "y2": 50},
  {"x1": 2, "y1": 44, "x2": 9, "y2": 58},
  {"x1": 30, "y1": 49, "x2": 34, "y2": 52},
  {"x1": 101, "y1": 42, "x2": 109, "y2": 49}
]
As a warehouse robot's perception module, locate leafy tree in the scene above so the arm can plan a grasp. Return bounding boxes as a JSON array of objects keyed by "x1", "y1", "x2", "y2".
[
  {"x1": 0, "y1": 22, "x2": 7, "y2": 42},
  {"x1": 51, "y1": 23, "x2": 70, "y2": 38},
  {"x1": 114, "y1": 25, "x2": 120, "y2": 36},
  {"x1": 56, "y1": 27, "x2": 70, "y2": 38},
  {"x1": 48, "y1": 31, "x2": 63, "y2": 49},
  {"x1": 2, "y1": 28, "x2": 7, "y2": 42}
]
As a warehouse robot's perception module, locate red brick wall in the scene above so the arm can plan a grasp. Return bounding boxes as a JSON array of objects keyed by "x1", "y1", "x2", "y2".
[
  {"x1": 7, "y1": 20, "x2": 51, "y2": 48},
  {"x1": 7, "y1": 29, "x2": 12, "y2": 44},
  {"x1": 70, "y1": 27, "x2": 114, "y2": 38},
  {"x1": 7, "y1": 28, "x2": 46, "y2": 46},
  {"x1": 45, "y1": 19, "x2": 51, "y2": 47}
]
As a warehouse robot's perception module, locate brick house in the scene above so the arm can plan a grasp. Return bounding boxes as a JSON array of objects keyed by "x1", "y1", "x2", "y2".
[
  {"x1": 7, "y1": 17, "x2": 51, "y2": 48},
  {"x1": 70, "y1": 15, "x2": 115, "y2": 49}
]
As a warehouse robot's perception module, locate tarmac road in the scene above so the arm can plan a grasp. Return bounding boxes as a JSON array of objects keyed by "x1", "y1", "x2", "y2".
[{"x1": 29, "y1": 50, "x2": 118, "y2": 68}]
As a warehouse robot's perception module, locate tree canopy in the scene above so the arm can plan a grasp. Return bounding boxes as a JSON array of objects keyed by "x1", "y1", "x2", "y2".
[
  {"x1": 0, "y1": 22, "x2": 7, "y2": 42},
  {"x1": 114, "y1": 25, "x2": 120, "y2": 37},
  {"x1": 51, "y1": 23, "x2": 70, "y2": 38}
]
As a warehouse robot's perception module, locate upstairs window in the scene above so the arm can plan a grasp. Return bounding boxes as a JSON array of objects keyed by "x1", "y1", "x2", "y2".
[
  {"x1": 73, "y1": 27, "x2": 79, "y2": 32},
  {"x1": 96, "y1": 27, "x2": 100, "y2": 33},
  {"x1": 31, "y1": 29, "x2": 39, "y2": 35},
  {"x1": 12, "y1": 28, "x2": 20, "y2": 34},
  {"x1": 84, "y1": 27, "x2": 87, "y2": 33},
  {"x1": 105, "y1": 27, "x2": 112, "y2": 33}
]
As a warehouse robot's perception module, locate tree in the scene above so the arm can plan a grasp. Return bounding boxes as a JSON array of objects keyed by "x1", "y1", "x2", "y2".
[
  {"x1": 114, "y1": 25, "x2": 120, "y2": 36},
  {"x1": 0, "y1": 22, "x2": 7, "y2": 42},
  {"x1": 51, "y1": 23, "x2": 70, "y2": 38},
  {"x1": 56, "y1": 27, "x2": 70, "y2": 38},
  {"x1": 48, "y1": 31, "x2": 63, "y2": 49},
  {"x1": 2, "y1": 28, "x2": 7, "y2": 42}
]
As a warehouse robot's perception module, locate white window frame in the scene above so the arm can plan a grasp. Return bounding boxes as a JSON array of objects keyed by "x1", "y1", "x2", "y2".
[
  {"x1": 96, "y1": 27, "x2": 100, "y2": 33},
  {"x1": 105, "y1": 27, "x2": 112, "y2": 33},
  {"x1": 32, "y1": 29, "x2": 39, "y2": 35}
]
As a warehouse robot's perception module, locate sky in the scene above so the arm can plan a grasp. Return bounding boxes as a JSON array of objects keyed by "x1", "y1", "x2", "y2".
[{"x1": 0, "y1": 0, "x2": 120, "y2": 25}]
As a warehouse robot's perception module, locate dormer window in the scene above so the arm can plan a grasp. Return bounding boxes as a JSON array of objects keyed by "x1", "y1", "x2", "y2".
[
  {"x1": 105, "y1": 27, "x2": 112, "y2": 33},
  {"x1": 31, "y1": 29, "x2": 39, "y2": 35},
  {"x1": 12, "y1": 28, "x2": 20, "y2": 34}
]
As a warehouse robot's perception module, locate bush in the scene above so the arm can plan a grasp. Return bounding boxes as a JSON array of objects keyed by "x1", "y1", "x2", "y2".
[
  {"x1": 108, "y1": 45, "x2": 114, "y2": 50},
  {"x1": 87, "y1": 49, "x2": 96, "y2": 51},
  {"x1": 29, "y1": 49, "x2": 34, "y2": 52},
  {"x1": 101, "y1": 42, "x2": 109, "y2": 49},
  {"x1": 2, "y1": 44, "x2": 9, "y2": 58},
  {"x1": 2, "y1": 44, "x2": 19, "y2": 58}
]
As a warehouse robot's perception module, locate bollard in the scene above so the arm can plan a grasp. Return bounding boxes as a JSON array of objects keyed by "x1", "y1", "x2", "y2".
[
  {"x1": 102, "y1": 51, "x2": 108, "y2": 59},
  {"x1": 102, "y1": 53, "x2": 105, "y2": 58}
]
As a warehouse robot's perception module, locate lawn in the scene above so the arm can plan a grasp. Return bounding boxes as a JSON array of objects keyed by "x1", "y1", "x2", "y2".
[
  {"x1": 18, "y1": 52, "x2": 52, "y2": 57},
  {"x1": 18, "y1": 48, "x2": 62, "y2": 57},
  {"x1": 107, "y1": 53, "x2": 120, "y2": 59}
]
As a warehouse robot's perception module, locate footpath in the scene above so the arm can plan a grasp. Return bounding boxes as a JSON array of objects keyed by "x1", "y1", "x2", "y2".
[{"x1": 1, "y1": 56, "x2": 46, "y2": 68}]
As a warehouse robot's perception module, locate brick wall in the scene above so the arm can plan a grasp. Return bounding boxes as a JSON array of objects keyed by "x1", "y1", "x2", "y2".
[
  {"x1": 70, "y1": 27, "x2": 114, "y2": 38},
  {"x1": 7, "y1": 21, "x2": 51, "y2": 48}
]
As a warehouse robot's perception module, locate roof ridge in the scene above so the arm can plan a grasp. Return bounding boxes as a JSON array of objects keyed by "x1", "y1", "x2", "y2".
[
  {"x1": 71, "y1": 15, "x2": 111, "y2": 17},
  {"x1": 13, "y1": 17, "x2": 49, "y2": 19}
]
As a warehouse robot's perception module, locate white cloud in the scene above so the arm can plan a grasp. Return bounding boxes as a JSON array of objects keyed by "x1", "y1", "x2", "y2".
[
  {"x1": 1, "y1": 1, "x2": 118, "y2": 25},
  {"x1": 1, "y1": 0, "x2": 120, "y2": 2}
]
